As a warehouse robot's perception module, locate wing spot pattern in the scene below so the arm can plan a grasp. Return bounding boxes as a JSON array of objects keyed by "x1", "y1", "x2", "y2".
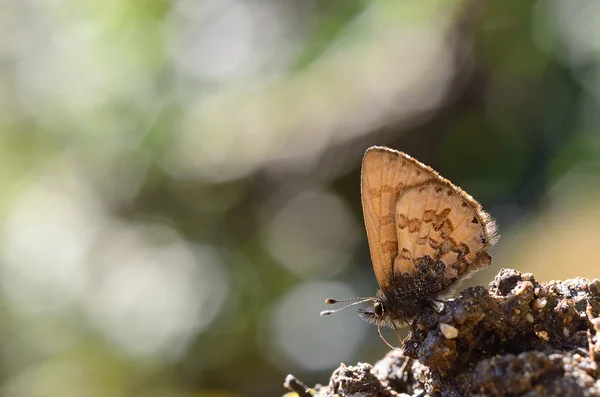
[
  {"x1": 368, "y1": 186, "x2": 381, "y2": 198},
  {"x1": 408, "y1": 218, "x2": 421, "y2": 233},
  {"x1": 379, "y1": 215, "x2": 394, "y2": 226},
  {"x1": 432, "y1": 208, "x2": 452, "y2": 231},
  {"x1": 396, "y1": 213, "x2": 409, "y2": 229},
  {"x1": 381, "y1": 240, "x2": 398, "y2": 254},
  {"x1": 400, "y1": 248, "x2": 412, "y2": 260},
  {"x1": 423, "y1": 210, "x2": 435, "y2": 222},
  {"x1": 440, "y1": 219, "x2": 453, "y2": 238}
]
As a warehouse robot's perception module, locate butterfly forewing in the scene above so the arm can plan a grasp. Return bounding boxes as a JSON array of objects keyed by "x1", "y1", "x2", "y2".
[
  {"x1": 361, "y1": 146, "x2": 496, "y2": 296},
  {"x1": 361, "y1": 147, "x2": 432, "y2": 290},
  {"x1": 360, "y1": 149, "x2": 397, "y2": 291}
]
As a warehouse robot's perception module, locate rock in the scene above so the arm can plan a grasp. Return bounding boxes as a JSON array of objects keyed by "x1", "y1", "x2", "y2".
[{"x1": 284, "y1": 269, "x2": 600, "y2": 396}]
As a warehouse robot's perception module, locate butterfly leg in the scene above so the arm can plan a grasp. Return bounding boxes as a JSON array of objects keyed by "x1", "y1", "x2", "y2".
[
  {"x1": 429, "y1": 297, "x2": 445, "y2": 313},
  {"x1": 462, "y1": 328, "x2": 484, "y2": 365}
]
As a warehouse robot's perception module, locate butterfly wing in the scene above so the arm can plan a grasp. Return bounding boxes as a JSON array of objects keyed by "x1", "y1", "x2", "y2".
[{"x1": 361, "y1": 146, "x2": 497, "y2": 296}]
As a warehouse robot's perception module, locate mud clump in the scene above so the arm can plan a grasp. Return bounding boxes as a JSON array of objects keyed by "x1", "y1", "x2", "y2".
[{"x1": 284, "y1": 269, "x2": 600, "y2": 396}]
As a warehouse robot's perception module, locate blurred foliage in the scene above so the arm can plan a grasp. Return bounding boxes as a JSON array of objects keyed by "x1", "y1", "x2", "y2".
[{"x1": 1, "y1": 0, "x2": 600, "y2": 396}]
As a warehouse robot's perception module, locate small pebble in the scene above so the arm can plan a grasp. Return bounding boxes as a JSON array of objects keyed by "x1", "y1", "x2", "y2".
[
  {"x1": 440, "y1": 323, "x2": 459, "y2": 339},
  {"x1": 535, "y1": 330, "x2": 549, "y2": 341},
  {"x1": 526, "y1": 313, "x2": 534, "y2": 323},
  {"x1": 533, "y1": 298, "x2": 547, "y2": 310},
  {"x1": 522, "y1": 273, "x2": 534, "y2": 281}
]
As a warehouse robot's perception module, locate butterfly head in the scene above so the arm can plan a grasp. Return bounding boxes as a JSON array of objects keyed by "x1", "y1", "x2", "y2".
[
  {"x1": 321, "y1": 293, "x2": 404, "y2": 350},
  {"x1": 321, "y1": 293, "x2": 395, "y2": 327},
  {"x1": 357, "y1": 297, "x2": 387, "y2": 325}
]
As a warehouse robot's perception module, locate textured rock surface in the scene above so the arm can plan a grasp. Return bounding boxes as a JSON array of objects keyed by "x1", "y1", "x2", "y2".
[{"x1": 284, "y1": 269, "x2": 600, "y2": 396}]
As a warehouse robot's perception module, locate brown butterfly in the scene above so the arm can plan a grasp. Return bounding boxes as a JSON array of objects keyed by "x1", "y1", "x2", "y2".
[{"x1": 321, "y1": 146, "x2": 498, "y2": 344}]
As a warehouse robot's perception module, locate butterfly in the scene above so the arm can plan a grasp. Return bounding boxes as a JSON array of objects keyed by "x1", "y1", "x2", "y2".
[{"x1": 321, "y1": 146, "x2": 498, "y2": 344}]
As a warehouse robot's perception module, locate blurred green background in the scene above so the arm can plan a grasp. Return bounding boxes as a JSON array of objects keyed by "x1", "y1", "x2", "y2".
[{"x1": 1, "y1": 0, "x2": 600, "y2": 396}]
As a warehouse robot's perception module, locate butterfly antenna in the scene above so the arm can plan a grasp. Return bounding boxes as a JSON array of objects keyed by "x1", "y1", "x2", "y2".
[
  {"x1": 324, "y1": 297, "x2": 374, "y2": 304},
  {"x1": 320, "y1": 297, "x2": 375, "y2": 316}
]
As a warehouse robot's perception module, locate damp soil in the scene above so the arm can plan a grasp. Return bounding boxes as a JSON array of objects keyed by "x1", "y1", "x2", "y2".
[{"x1": 283, "y1": 269, "x2": 600, "y2": 396}]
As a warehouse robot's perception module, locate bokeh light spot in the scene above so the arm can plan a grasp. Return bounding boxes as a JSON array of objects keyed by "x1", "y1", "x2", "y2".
[
  {"x1": 83, "y1": 224, "x2": 229, "y2": 358},
  {"x1": 262, "y1": 190, "x2": 359, "y2": 278},
  {"x1": 267, "y1": 281, "x2": 367, "y2": 372}
]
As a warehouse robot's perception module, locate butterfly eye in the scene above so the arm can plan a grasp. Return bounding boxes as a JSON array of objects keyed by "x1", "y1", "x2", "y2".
[{"x1": 374, "y1": 301, "x2": 383, "y2": 317}]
